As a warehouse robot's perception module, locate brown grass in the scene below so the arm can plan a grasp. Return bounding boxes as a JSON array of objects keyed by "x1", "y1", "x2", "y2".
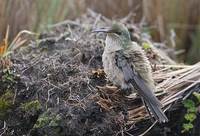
[
  {"x1": 0, "y1": 0, "x2": 85, "y2": 41},
  {"x1": 0, "y1": 0, "x2": 200, "y2": 63}
]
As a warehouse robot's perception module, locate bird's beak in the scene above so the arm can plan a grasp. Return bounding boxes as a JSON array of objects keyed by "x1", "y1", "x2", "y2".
[{"x1": 92, "y1": 27, "x2": 113, "y2": 33}]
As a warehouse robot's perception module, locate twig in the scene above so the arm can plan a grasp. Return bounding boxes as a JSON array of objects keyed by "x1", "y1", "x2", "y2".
[
  {"x1": 138, "y1": 121, "x2": 157, "y2": 136},
  {"x1": 12, "y1": 89, "x2": 17, "y2": 104},
  {"x1": 120, "y1": 12, "x2": 135, "y2": 24},
  {"x1": 93, "y1": 14, "x2": 102, "y2": 28},
  {"x1": 0, "y1": 121, "x2": 7, "y2": 136},
  {"x1": 9, "y1": 30, "x2": 38, "y2": 51},
  {"x1": 155, "y1": 64, "x2": 191, "y2": 69},
  {"x1": 48, "y1": 20, "x2": 81, "y2": 28}
]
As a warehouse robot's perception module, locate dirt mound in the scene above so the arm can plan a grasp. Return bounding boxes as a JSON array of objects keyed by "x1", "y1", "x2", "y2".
[{"x1": 0, "y1": 10, "x2": 199, "y2": 136}]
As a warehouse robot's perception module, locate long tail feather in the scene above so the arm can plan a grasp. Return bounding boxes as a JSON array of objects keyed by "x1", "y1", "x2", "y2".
[
  {"x1": 143, "y1": 98, "x2": 168, "y2": 123},
  {"x1": 130, "y1": 79, "x2": 168, "y2": 123}
]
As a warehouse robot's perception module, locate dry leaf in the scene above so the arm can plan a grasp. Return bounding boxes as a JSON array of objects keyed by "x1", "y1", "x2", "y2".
[
  {"x1": 0, "y1": 59, "x2": 13, "y2": 69},
  {"x1": 92, "y1": 69, "x2": 105, "y2": 77}
]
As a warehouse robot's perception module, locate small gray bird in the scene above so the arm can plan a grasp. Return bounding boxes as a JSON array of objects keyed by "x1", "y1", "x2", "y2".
[{"x1": 93, "y1": 23, "x2": 168, "y2": 123}]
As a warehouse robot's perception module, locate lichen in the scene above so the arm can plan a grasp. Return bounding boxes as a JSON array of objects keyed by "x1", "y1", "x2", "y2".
[
  {"x1": 20, "y1": 100, "x2": 41, "y2": 112},
  {"x1": 33, "y1": 109, "x2": 61, "y2": 128}
]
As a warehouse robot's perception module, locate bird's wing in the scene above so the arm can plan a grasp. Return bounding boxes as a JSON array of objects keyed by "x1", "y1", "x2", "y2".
[{"x1": 115, "y1": 50, "x2": 162, "y2": 107}]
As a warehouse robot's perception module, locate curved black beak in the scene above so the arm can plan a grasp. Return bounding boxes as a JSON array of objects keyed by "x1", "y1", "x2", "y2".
[{"x1": 92, "y1": 27, "x2": 113, "y2": 33}]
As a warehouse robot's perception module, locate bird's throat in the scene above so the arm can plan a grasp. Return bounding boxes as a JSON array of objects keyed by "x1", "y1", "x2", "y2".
[{"x1": 105, "y1": 35, "x2": 124, "y2": 53}]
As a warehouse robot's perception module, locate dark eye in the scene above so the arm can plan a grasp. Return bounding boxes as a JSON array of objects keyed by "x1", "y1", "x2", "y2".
[{"x1": 115, "y1": 31, "x2": 122, "y2": 35}]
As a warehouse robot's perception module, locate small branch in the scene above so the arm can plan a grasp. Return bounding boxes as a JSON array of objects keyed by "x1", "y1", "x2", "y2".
[
  {"x1": 138, "y1": 121, "x2": 157, "y2": 136},
  {"x1": 0, "y1": 121, "x2": 7, "y2": 136}
]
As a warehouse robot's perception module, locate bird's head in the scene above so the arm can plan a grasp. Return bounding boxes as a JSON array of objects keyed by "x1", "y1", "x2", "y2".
[{"x1": 93, "y1": 23, "x2": 131, "y2": 48}]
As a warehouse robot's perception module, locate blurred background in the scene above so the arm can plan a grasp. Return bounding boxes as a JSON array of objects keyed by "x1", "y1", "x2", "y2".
[{"x1": 0, "y1": 0, "x2": 200, "y2": 64}]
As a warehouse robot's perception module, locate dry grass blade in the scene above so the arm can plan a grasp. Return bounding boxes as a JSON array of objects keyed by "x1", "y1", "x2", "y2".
[{"x1": 9, "y1": 30, "x2": 38, "y2": 51}]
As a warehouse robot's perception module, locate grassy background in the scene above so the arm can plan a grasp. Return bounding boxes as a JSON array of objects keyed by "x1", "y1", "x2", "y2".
[{"x1": 0, "y1": 0, "x2": 200, "y2": 64}]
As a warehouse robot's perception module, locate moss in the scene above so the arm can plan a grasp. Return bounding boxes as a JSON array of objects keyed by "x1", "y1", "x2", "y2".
[
  {"x1": 20, "y1": 100, "x2": 41, "y2": 112},
  {"x1": 34, "y1": 110, "x2": 61, "y2": 128},
  {"x1": 0, "y1": 91, "x2": 14, "y2": 119},
  {"x1": 142, "y1": 42, "x2": 151, "y2": 50},
  {"x1": 34, "y1": 115, "x2": 50, "y2": 128}
]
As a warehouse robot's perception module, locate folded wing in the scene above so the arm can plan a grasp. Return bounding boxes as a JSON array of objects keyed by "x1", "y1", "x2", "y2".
[{"x1": 115, "y1": 50, "x2": 168, "y2": 123}]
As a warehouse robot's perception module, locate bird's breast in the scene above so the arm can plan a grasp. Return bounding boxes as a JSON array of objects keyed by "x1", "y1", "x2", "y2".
[{"x1": 102, "y1": 51, "x2": 128, "y2": 89}]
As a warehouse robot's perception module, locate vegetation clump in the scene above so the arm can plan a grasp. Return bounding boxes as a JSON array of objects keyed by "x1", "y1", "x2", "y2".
[
  {"x1": 0, "y1": 91, "x2": 14, "y2": 119},
  {"x1": 182, "y1": 92, "x2": 200, "y2": 133},
  {"x1": 34, "y1": 110, "x2": 61, "y2": 128},
  {"x1": 20, "y1": 100, "x2": 41, "y2": 113}
]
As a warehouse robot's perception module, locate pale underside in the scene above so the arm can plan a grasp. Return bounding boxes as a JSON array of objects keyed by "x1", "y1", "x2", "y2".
[{"x1": 102, "y1": 40, "x2": 156, "y2": 93}]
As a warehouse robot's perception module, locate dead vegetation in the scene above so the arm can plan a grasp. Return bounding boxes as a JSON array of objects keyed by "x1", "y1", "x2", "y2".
[{"x1": 0, "y1": 10, "x2": 200, "y2": 136}]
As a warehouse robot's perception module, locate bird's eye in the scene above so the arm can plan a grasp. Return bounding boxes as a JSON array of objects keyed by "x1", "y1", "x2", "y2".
[{"x1": 115, "y1": 32, "x2": 122, "y2": 35}]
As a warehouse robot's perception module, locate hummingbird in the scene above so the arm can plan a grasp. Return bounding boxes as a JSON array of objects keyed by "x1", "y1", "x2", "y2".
[{"x1": 93, "y1": 23, "x2": 168, "y2": 123}]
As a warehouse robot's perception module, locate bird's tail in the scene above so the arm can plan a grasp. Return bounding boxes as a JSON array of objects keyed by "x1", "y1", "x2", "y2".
[
  {"x1": 129, "y1": 75, "x2": 168, "y2": 123},
  {"x1": 142, "y1": 98, "x2": 168, "y2": 123}
]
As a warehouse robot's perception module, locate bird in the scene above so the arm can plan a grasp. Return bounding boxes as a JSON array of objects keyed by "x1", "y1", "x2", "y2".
[{"x1": 93, "y1": 23, "x2": 168, "y2": 123}]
